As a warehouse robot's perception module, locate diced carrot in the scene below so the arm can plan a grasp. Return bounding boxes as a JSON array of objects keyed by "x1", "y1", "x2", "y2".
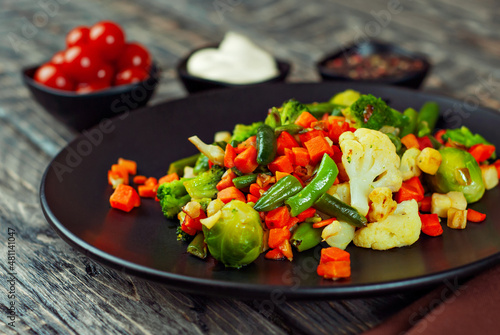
[
  {"x1": 317, "y1": 261, "x2": 351, "y2": 279},
  {"x1": 265, "y1": 248, "x2": 285, "y2": 260},
  {"x1": 417, "y1": 136, "x2": 433, "y2": 151},
  {"x1": 277, "y1": 131, "x2": 300, "y2": 156},
  {"x1": 320, "y1": 247, "x2": 350, "y2": 263},
  {"x1": 268, "y1": 155, "x2": 294, "y2": 174},
  {"x1": 216, "y1": 169, "x2": 236, "y2": 191},
  {"x1": 224, "y1": 143, "x2": 236, "y2": 169},
  {"x1": 468, "y1": 144, "x2": 496, "y2": 163},
  {"x1": 304, "y1": 136, "x2": 334, "y2": 165},
  {"x1": 138, "y1": 185, "x2": 156, "y2": 198},
  {"x1": 401, "y1": 134, "x2": 420, "y2": 149},
  {"x1": 294, "y1": 111, "x2": 317, "y2": 128},
  {"x1": 419, "y1": 213, "x2": 443, "y2": 236},
  {"x1": 158, "y1": 173, "x2": 179, "y2": 185},
  {"x1": 217, "y1": 186, "x2": 246, "y2": 204},
  {"x1": 312, "y1": 218, "x2": 335, "y2": 228},
  {"x1": 278, "y1": 239, "x2": 293, "y2": 261},
  {"x1": 118, "y1": 158, "x2": 137, "y2": 175},
  {"x1": 434, "y1": 129, "x2": 447, "y2": 144},
  {"x1": 296, "y1": 208, "x2": 316, "y2": 222},
  {"x1": 235, "y1": 136, "x2": 257, "y2": 154},
  {"x1": 234, "y1": 146, "x2": 259, "y2": 174},
  {"x1": 111, "y1": 164, "x2": 129, "y2": 184},
  {"x1": 109, "y1": 184, "x2": 140, "y2": 212},
  {"x1": 321, "y1": 113, "x2": 329, "y2": 121},
  {"x1": 328, "y1": 121, "x2": 350, "y2": 144},
  {"x1": 284, "y1": 147, "x2": 295, "y2": 165},
  {"x1": 144, "y1": 177, "x2": 158, "y2": 187},
  {"x1": 133, "y1": 175, "x2": 147, "y2": 184},
  {"x1": 310, "y1": 120, "x2": 329, "y2": 131},
  {"x1": 467, "y1": 208, "x2": 487, "y2": 223},
  {"x1": 268, "y1": 227, "x2": 291, "y2": 249},
  {"x1": 420, "y1": 196, "x2": 432, "y2": 212},
  {"x1": 249, "y1": 183, "x2": 262, "y2": 198},
  {"x1": 275, "y1": 171, "x2": 291, "y2": 181},
  {"x1": 247, "y1": 193, "x2": 259, "y2": 203},
  {"x1": 108, "y1": 170, "x2": 124, "y2": 188},
  {"x1": 299, "y1": 129, "x2": 326, "y2": 144},
  {"x1": 265, "y1": 206, "x2": 291, "y2": 229},
  {"x1": 292, "y1": 147, "x2": 310, "y2": 167}
]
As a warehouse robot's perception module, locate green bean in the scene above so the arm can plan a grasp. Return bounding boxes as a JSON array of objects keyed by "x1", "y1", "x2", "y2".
[
  {"x1": 167, "y1": 153, "x2": 200, "y2": 176},
  {"x1": 232, "y1": 174, "x2": 258, "y2": 189},
  {"x1": 256, "y1": 124, "x2": 277, "y2": 165},
  {"x1": 187, "y1": 233, "x2": 207, "y2": 259},
  {"x1": 274, "y1": 124, "x2": 304, "y2": 135},
  {"x1": 313, "y1": 193, "x2": 367, "y2": 228},
  {"x1": 253, "y1": 175, "x2": 302, "y2": 212},
  {"x1": 290, "y1": 222, "x2": 323, "y2": 252},
  {"x1": 400, "y1": 108, "x2": 419, "y2": 137},
  {"x1": 417, "y1": 102, "x2": 440, "y2": 137},
  {"x1": 285, "y1": 154, "x2": 339, "y2": 217}
]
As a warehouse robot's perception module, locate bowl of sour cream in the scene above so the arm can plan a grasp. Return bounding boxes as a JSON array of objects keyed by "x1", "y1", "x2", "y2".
[{"x1": 177, "y1": 32, "x2": 290, "y2": 93}]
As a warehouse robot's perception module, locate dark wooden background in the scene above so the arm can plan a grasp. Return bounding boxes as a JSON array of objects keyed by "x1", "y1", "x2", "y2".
[{"x1": 1, "y1": 0, "x2": 500, "y2": 334}]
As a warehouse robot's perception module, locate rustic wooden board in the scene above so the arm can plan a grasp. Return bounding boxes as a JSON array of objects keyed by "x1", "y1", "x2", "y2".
[{"x1": 1, "y1": 0, "x2": 499, "y2": 334}]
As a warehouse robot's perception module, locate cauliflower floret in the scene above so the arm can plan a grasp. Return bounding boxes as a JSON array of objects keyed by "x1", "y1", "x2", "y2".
[
  {"x1": 353, "y1": 199, "x2": 421, "y2": 250},
  {"x1": 339, "y1": 128, "x2": 403, "y2": 217},
  {"x1": 368, "y1": 187, "x2": 397, "y2": 222},
  {"x1": 321, "y1": 220, "x2": 355, "y2": 250}
]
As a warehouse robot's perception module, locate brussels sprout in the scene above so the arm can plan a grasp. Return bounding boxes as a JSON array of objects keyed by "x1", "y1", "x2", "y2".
[
  {"x1": 202, "y1": 201, "x2": 263, "y2": 268},
  {"x1": 427, "y1": 147, "x2": 485, "y2": 203}
]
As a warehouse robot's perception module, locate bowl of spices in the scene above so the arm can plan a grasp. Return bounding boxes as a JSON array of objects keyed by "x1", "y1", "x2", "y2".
[{"x1": 316, "y1": 40, "x2": 431, "y2": 89}]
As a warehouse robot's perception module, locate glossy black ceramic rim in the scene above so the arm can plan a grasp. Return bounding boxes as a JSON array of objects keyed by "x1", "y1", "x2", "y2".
[{"x1": 40, "y1": 82, "x2": 500, "y2": 300}]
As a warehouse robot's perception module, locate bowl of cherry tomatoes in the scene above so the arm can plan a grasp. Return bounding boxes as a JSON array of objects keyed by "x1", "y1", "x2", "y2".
[{"x1": 22, "y1": 21, "x2": 160, "y2": 131}]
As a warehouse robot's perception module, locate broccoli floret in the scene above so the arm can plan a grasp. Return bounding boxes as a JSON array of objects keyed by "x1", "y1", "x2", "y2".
[
  {"x1": 231, "y1": 122, "x2": 263, "y2": 142},
  {"x1": 157, "y1": 179, "x2": 192, "y2": 219},
  {"x1": 183, "y1": 165, "x2": 224, "y2": 199},
  {"x1": 264, "y1": 99, "x2": 310, "y2": 128},
  {"x1": 193, "y1": 154, "x2": 209, "y2": 175},
  {"x1": 343, "y1": 94, "x2": 408, "y2": 130}
]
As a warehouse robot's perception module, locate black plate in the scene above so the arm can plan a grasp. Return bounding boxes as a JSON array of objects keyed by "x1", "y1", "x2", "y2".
[{"x1": 40, "y1": 82, "x2": 500, "y2": 300}]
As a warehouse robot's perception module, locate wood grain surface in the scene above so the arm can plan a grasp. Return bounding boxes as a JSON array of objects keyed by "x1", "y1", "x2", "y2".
[{"x1": 1, "y1": 0, "x2": 499, "y2": 334}]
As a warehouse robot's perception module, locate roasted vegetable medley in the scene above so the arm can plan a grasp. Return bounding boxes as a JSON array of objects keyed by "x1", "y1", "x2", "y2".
[{"x1": 107, "y1": 89, "x2": 500, "y2": 280}]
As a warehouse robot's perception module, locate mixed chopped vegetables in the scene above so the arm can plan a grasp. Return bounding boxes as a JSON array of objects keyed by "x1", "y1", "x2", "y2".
[{"x1": 107, "y1": 90, "x2": 500, "y2": 280}]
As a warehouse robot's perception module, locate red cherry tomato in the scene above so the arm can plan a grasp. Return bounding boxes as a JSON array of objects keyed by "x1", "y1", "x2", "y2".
[
  {"x1": 89, "y1": 21, "x2": 125, "y2": 62},
  {"x1": 51, "y1": 51, "x2": 66, "y2": 66},
  {"x1": 114, "y1": 67, "x2": 149, "y2": 86},
  {"x1": 117, "y1": 42, "x2": 152, "y2": 71},
  {"x1": 34, "y1": 63, "x2": 74, "y2": 91},
  {"x1": 76, "y1": 81, "x2": 111, "y2": 94},
  {"x1": 63, "y1": 45, "x2": 105, "y2": 82},
  {"x1": 94, "y1": 63, "x2": 114, "y2": 83},
  {"x1": 66, "y1": 26, "x2": 89, "y2": 48}
]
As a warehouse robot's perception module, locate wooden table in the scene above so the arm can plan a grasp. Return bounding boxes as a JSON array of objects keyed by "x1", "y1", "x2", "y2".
[{"x1": 1, "y1": 0, "x2": 499, "y2": 334}]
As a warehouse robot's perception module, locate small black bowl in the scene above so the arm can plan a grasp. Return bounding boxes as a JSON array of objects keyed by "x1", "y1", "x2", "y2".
[
  {"x1": 22, "y1": 63, "x2": 160, "y2": 131},
  {"x1": 316, "y1": 40, "x2": 431, "y2": 89},
  {"x1": 177, "y1": 45, "x2": 290, "y2": 94}
]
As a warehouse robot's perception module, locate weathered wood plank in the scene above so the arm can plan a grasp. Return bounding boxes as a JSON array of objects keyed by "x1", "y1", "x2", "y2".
[{"x1": 1, "y1": 0, "x2": 500, "y2": 334}]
